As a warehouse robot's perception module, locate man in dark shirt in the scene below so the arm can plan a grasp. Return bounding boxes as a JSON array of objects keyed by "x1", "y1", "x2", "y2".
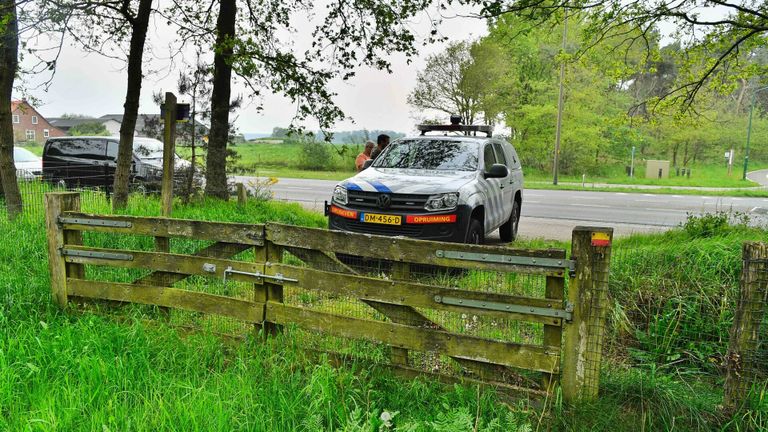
[{"x1": 370, "y1": 134, "x2": 390, "y2": 160}]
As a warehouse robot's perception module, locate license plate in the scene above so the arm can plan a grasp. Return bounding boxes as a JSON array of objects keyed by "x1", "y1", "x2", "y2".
[{"x1": 360, "y1": 213, "x2": 401, "y2": 225}]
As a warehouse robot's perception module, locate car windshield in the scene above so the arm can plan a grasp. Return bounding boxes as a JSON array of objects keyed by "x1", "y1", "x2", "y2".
[
  {"x1": 133, "y1": 138, "x2": 164, "y2": 159},
  {"x1": 372, "y1": 139, "x2": 479, "y2": 171},
  {"x1": 14, "y1": 147, "x2": 39, "y2": 162}
]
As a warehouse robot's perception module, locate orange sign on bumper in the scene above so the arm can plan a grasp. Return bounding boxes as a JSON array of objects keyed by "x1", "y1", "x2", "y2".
[
  {"x1": 406, "y1": 214, "x2": 457, "y2": 224},
  {"x1": 329, "y1": 205, "x2": 358, "y2": 219}
]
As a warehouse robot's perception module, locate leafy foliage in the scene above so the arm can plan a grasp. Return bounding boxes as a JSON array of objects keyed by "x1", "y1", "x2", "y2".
[{"x1": 68, "y1": 121, "x2": 109, "y2": 136}]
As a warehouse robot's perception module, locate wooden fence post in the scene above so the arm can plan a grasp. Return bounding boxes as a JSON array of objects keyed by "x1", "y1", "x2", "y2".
[
  {"x1": 161, "y1": 91, "x2": 177, "y2": 218},
  {"x1": 562, "y1": 226, "x2": 613, "y2": 403},
  {"x1": 237, "y1": 183, "x2": 247, "y2": 207},
  {"x1": 724, "y1": 242, "x2": 768, "y2": 411},
  {"x1": 44, "y1": 192, "x2": 83, "y2": 308}
]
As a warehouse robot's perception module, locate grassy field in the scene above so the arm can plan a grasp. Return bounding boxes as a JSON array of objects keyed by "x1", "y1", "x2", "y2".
[{"x1": 1, "y1": 189, "x2": 766, "y2": 430}]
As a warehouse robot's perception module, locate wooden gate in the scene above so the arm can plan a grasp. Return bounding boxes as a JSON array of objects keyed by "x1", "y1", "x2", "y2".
[{"x1": 45, "y1": 192, "x2": 612, "y2": 402}]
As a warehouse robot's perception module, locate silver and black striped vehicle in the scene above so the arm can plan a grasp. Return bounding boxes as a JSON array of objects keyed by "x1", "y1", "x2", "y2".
[{"x1": 326, "y1": 121, "x2": 523, "y2": 244}]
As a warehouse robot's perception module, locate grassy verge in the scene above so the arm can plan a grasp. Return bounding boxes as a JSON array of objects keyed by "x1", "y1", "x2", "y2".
[
  {"x1": 525, "y1": 164, "x2": 762, "y2": 188},
  {"x1": 525, "y1": 182, "x2": 768, "y2": 197},
  {"x1": 2, "y1": 193, "x2": 766, "y2": 430}
]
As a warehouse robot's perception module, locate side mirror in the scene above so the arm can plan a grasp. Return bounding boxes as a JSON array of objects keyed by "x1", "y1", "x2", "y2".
[
  {"x1": 484, "y1": 163, "x2": 508, "y2": 179},
  {"x1": 362, "y1": 159, "x2": 374, "y2": 170}
]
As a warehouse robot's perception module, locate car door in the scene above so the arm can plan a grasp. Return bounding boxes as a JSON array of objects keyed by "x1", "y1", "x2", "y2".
[
  {"x1": 492, "y1": 142, "x2": 514, "y2": 221},
  {"x1": 481, "y1": 143, "x2": 505, "y2": 231},
  {"x1": 77, "y1": 139, "x2": 108, "y2": 186}
]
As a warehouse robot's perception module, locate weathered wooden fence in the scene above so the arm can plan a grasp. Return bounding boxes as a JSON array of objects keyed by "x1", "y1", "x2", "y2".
[
  {"x1": 44, "y1": 191, "x2": 613, "y2": 402},
  {"x1": 724, "y1": 242, "x2": 768, "y2": 412}
]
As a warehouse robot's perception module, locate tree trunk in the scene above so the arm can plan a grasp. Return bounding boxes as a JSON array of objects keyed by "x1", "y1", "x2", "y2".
[
  {"x1": 205, "y1": 0, "x2": 236, "y2": 200},
  {"x1": 112, "y1": 0, "x2": 153, "y2": 210},
  {"x1": 0, "y1": 0, "x2": 21, "y2": 219},
  {"x1": 671, "y1": 143, "x2": 679, "y2": 167}
]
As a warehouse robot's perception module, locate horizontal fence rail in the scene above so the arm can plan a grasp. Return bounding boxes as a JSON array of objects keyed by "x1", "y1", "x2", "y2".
[{"x1": 44, "y1": 191, "x2": 614, "y2": 403}]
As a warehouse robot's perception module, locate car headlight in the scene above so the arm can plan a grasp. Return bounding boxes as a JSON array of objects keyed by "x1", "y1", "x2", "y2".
[
  {"x1": 425, "y1": 193, "x2": 459, "y2": 211},
  {"x1": 333, "y1": 185, "x2": 348, "y2": 205}
]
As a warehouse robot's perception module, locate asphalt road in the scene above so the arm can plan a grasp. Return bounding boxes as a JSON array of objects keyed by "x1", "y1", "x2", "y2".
[{"x1": 234, "y1": 175, "x2": 768, "y2": 241}]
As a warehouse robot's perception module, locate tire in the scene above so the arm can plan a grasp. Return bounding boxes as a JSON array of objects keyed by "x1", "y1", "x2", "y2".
[
  {"x1": 465, "y1": 218, "x2": 484, "y2": 245},
  {"x1": 499, "y1": 200, "x2": 521, "y2": 242}
]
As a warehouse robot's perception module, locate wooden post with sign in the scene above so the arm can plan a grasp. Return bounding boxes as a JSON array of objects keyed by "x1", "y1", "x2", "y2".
[
  {"x1": 154, "y1": 93, "x2": 177, "y2": 298},
  {"x1": 561, "y1": 226, "x2": 613, "y2": 403},
  {"x1": 160, "y1": 92, "x2": 177, "y2": 219}
]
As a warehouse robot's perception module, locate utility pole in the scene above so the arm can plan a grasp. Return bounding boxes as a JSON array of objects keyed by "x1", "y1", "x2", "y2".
[
  {"x1": 743, "y1": 86, "x2": 768, "y2": 180},
  {"x1": 553, "y1": 12, "x2": 568, "y2": 185}
]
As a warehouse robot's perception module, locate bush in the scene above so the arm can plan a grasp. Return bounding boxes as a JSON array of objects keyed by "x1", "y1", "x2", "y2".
[
  {"x1": 298, "y1": 140, "x2": 333, "y2": 170},
  {"x1": 682, "y1": 211, "x2": 749, "y2": 238}
]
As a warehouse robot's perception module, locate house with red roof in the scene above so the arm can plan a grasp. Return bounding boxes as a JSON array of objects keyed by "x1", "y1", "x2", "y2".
[{"x1": 11, "y1": 100, "x2": 66, "y2": 144}]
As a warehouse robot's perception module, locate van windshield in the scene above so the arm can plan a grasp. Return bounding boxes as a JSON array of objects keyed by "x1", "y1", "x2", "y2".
[
  {"x1": 133, "y1": 138, "x2": 164, "y2": 159},
  {"x1": 372, "y1": 139, "x2": 479, "y2": 171}
]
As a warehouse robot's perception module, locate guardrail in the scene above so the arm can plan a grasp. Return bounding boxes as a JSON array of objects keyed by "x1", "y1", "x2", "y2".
[{"x1": 44, "y1": 191, "x2": 613, "y2": 402}]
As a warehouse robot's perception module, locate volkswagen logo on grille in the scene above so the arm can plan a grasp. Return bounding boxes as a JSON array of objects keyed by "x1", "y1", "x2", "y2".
[{"x1": 376, "y1": 194, "x2": 392, "y2": 209}]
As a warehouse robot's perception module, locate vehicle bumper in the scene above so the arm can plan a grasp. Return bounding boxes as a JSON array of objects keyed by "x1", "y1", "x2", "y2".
[{"x1": 326, "y1": 202, "x2": 472, "y2": 243}]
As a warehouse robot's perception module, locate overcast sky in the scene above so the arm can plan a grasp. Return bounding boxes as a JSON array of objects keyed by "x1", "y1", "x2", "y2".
[{"x1": 21, "y1": 5, "x2": 486, "y2": 136}]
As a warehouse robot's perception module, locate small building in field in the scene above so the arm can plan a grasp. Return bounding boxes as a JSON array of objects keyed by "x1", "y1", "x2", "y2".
[{"x1": 11, "y1": 100, "x2": 66, "y2": 144}]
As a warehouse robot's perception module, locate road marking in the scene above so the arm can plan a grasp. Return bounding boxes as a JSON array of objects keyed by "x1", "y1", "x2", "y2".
[
  {"x1": 615, "y1": 192, "x2": 627, "y2": 195},
  {"x1": 570, "y1": 204, "x2": 610, "y2": 208},
  {"x1": 643, "y1": 194, "x2": 655, "y2": 197},
  {"x1": 526, "y1": 200, "x2": 541, "y2": 204},
  {"x1": 635, "y1": 199, "x2": 660, "y2": 203}
]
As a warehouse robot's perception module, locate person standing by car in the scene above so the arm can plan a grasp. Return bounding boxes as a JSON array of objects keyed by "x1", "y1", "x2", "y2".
[
  {"x1": 370, "y1": 134, "x2": 390, "y2": 160},
  {"x1": 355, "y1": 141, "x2": 375, "y2": 171}
]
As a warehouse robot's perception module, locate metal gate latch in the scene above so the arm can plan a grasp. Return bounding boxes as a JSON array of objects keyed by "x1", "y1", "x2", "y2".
[
  {"x1": 223, "y1": 266, "x2": 298, "y2": 284},
  {"x1": 434, "y1": 295, "x2": 573, "y2": 321}
]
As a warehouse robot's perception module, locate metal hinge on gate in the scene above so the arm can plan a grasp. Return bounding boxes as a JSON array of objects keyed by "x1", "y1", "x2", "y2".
[
  {"x1": 222, "y1": 266, "x2": 298, "y2": 284},
  {"x1": 434, "y1": 295, "x2": 574, "y2": 322},
  {"x1": 435, "y1": 249, "x2": 575, "y2": 275},
  {"x1": 58, "y1": 216, "x2": 132, "y2": 228},
  {"x1": 60, "y1": 248, "x2": 134, "y2": 261}
]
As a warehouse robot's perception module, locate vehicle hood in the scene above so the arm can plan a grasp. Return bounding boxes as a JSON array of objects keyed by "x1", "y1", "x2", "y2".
[
  {"x1": 343, "y1": 168, "x2": 476, "y2": 194},
  {"x1": 15, "y1": 160, "x2": 42, "y2": 171},
  {"x1": 140, "y1": 157, "x2": 191, "y2": 170}
]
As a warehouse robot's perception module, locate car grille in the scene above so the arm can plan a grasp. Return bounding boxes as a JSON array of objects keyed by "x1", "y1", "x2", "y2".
[
  {"x1": 342, "y1": 220, "x2": 424, "y2": 236},
  {"x1": 347, "y1": 190, "x2": 429, "y2": 211}
]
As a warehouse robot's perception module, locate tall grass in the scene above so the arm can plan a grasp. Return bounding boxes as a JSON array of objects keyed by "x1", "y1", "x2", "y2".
[
  {"x1": 0, "y1": 197, "x2": 532, "y2": 432},
  {"x1": 2, "y1": 195, "x2": 767, "y2": 431}
]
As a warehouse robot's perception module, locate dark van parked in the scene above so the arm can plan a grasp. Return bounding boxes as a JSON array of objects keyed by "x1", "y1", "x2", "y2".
[{"x1": 43, "y1": 136, "x2": 191, "y2": 190}]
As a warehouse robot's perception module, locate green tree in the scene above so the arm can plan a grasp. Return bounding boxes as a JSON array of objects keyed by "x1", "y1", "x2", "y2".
[
  {"x1": 408, "y1": 41, "x2": 484, "y2": 125},
  {"x1": 167, "y1": 0, "x2": 450, "y2": 199},
  {"x1": 69, "y1": 122, "x2": 109, "y2": 136},
  {"x1": 0, "y1": 0, "x2": 21, "y2": 218},
  {"x1": 474, "y1": 1, "x2": 768, "y2": 112}
]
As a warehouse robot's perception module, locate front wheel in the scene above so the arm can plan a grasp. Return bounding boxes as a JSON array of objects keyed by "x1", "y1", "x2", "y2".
[
  {"x1": 465, "y1": 218, "x2": 484, "y2": 245},
  {"x1": 499, "y1": 200, "x2": 520, "y2": 242}
]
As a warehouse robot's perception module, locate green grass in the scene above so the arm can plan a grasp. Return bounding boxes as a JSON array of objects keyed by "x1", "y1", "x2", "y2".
[
  {"x1": 525, "y1": 182, "x2": 768, "y2": 197},
  {"x1": 2, "y1": 193, "x2": 766, "y2": 431},
  {"x1": 525, "y1": 164, "x2": 764, "y2": 188}
]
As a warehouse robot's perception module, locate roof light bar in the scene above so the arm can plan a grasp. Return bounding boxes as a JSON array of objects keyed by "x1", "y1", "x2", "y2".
[{"x1": 416, "y1": 124, "x2": 493, "y2": 137}]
